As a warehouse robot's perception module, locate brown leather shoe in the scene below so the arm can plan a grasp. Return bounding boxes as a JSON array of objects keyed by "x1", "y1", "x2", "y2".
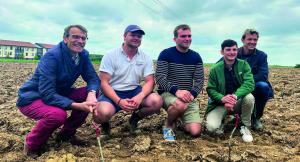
[{"x1": 56, "y1": 134, "x2": 88, "y2": 146}]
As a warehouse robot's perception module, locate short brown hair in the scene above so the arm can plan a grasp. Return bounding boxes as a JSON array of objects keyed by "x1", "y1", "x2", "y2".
[
  {"x1": 242, "y1": 29, "x2": 259, "y2": 39},
  {"x1": 173, "y1": 24, "x2": 191, "y2": 38},
  {"x1": 63, "y1": 25, "x2": 88, "y2": 38}
]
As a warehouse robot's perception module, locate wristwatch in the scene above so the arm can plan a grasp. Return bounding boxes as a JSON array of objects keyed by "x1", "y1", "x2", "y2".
[{"x1": 89, "y1": 90, "x2": 97, "y2": 93}]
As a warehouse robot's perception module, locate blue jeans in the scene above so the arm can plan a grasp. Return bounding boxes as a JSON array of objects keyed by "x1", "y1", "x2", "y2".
[{"x1": 252, "y1": 81, "x2": 271, "y2": 119}]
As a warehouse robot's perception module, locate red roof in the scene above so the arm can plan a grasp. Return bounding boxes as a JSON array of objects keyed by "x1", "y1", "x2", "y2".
[
  {"x1": 0, "y1": 39, "x2": 36, "y2": 48},
  {"x1": 36, "y1": 43, "x2": 55, "y2": 49}
]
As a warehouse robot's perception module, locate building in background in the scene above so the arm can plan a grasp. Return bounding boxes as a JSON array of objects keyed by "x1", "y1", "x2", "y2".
[
  {"x1": 35, "y1": 43, "x2": 55, "y2": 59},
  {"x1": 0, "y1": 39, "x2": 54, "y2": 59}
]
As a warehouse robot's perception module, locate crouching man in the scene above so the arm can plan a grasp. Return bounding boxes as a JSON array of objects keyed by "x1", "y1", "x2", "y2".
[
  {"x1": 93, "y1": 25, "x2": 163, "y2": 136},
  {"x1": 205, "y1": 39, "x2": 255, "y2": 142}
]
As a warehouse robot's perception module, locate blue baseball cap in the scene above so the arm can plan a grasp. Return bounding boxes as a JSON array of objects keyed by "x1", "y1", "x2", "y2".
[{"x1": 124, "y1": 25, "x2": 145, "y2": 35}]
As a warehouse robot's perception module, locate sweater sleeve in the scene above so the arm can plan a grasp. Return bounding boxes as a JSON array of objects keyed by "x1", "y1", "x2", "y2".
[
  {"x1": 38, "y1": 53, "x2": 73, "y2": 109},
  {"x1": 155, "y1": 50, "x2": 178, "y2": 95},
  {"x1": 190, "y1": 56, "x2": 204, "y2": 98}
]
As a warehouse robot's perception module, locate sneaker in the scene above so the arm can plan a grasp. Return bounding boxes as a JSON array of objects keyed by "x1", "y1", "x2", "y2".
[
  {"x1": 240, "y1": 126, "x2": 253, "y2": 142},
  {"x1": 128, "y1": 111, "x2": 141, "y2": 133},
  {"x1": 101, "y1": 122, "x2": 111, "y2": 139},
  {"x1": 56, "y1": 134, "x2": 88, "y2": 146},
  {"x1": 252, "y1": 119, "x2": 263, "y2": 131},
  {"x1": 163, "y1": 127, "x2": 176, "y2": 141}
]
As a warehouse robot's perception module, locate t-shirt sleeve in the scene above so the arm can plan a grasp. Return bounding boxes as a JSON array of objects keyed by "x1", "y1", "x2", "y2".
[
  {"x1": 143, "y1": 55, "x2": 154, "y2": 77},
  {"x1": 99, "y1": 53, "x2": 114, "y2": 75}
]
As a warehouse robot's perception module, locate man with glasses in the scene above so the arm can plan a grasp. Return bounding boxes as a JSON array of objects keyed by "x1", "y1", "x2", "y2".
[
  {"x1": 155, "y1": 24, "x2": 204, "y2": 141},
  {"x1": 17, "y1": 24, "x2": 100, "y2": 157},
  {"x1": 93, "y1": 25, "x2": 163, "y2": 136},
  {"x1": 237, "y1": 29, "x2": 274, "y2": 131}
]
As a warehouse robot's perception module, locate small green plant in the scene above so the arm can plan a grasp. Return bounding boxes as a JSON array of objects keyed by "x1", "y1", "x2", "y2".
[{"x1": 295, "y1": 64, "x2": 300, "y2": 68}]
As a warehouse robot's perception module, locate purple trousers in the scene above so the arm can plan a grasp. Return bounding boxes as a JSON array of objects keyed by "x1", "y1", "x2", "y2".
[{"x1": 19, "y1": 87, "x2": 89, "y2": 151}]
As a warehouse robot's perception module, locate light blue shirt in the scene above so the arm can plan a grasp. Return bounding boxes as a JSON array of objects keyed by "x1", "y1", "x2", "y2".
[{"x1": 100, "y1": 46, "x2": 154, "y2": 91}]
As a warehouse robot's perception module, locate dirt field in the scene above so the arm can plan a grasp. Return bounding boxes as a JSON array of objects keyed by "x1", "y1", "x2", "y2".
[{"x1": 0, "y1": 62, "x2": 299, "y2": 162}]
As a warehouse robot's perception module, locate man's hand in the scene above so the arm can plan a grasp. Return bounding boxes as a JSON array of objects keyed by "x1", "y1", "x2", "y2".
[
  {"x1": 175, "y1": 90, "x2": 194, "y2": 103},
  {"x1": 221, "y1": 94, "x2": 237, "y2": 105},
  {"x1": 221, "y1": 94, "x2": 237, "y2": 112},
  {"x1": 224, "y1": 102, "x2": 234, "y2": 111},
  {"x1": 118, "y1": 98, "x2": 137, "y2": 112},
  {"x1": 86, "y1": 91, "x2": 98, "y2": 115},
  {"x1": 86, "y1": 91, "x2": 97, "y2": 103},
  {"x1": 71, "y1": 101, "x2": 97, "y2": 113},
  {"x1": 130, "y1": 93, "x2": 145, "y2": 109}
]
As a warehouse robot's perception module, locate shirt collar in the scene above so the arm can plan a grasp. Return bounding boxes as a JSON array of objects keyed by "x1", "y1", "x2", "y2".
[{"x1": 120, "y1": 44, "x2": 140, "y2": 56}]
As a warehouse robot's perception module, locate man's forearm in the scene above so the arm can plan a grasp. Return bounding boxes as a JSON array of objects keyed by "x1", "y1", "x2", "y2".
[{"x1": 101, "y1": 82, "x2": 120, "y2": 104}]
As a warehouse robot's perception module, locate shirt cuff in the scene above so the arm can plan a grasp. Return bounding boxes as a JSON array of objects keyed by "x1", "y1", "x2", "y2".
[{"x1": 170, "y1": 86, "x2": 178, "y2": 96}]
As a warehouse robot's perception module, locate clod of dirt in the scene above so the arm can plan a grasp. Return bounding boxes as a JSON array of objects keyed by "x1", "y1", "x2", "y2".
[
  {"x1": 46, "y1": 153, "x2": 76, "y2": 162},
  {"x1": 131, "y1": 135, "x2": 151, "y2": 152}
]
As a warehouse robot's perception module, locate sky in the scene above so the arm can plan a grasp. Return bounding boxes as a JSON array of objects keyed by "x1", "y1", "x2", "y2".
[{"x1": 0, "y1": 0, "x2": 299, "y2": 66}]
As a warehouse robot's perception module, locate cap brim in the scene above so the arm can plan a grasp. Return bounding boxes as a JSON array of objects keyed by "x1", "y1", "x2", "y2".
[{"x1": 130, "y1": 29, "x2": 145, "y2": 35}]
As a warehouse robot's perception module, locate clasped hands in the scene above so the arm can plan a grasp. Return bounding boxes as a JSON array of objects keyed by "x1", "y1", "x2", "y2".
[
  {"x1": 221, "y1": 94, "x2": 237, "y2": 111},
  {"x1": 118, "y1": 94, "x2": 144, "y2": 112}
]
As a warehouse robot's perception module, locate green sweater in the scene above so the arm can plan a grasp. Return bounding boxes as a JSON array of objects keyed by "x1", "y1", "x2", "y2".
[{"x1": 206, "y1": 59, "x2": 254, "y2": 114}]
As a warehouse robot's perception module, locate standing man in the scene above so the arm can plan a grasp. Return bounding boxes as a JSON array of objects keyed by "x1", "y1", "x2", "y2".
[
  {"x1": 17, "y1": 25, "x2": 100, "y2": 157},
  {"x1": 205, "y1": 39, "x2": 255, "y2": 142},
  {"x1": 238, "y1": 29, "x2": 274, "y2": 130},
  {"x1": 93, "y1": 25, "x2": 162, "y2": 135},
  {"x1": 156, "y1": 24, "x2": 204, "y2": 141}
]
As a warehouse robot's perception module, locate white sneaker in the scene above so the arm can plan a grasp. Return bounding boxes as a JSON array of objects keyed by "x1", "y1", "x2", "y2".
[{"x1": 240, "y1": 126, "x2": 253, "y2": 142}]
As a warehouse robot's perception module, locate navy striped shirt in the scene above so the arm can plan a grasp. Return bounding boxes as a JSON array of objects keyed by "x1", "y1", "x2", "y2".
[{"x1": 155, "y1": 46, "x2": 204, "y2": 98}]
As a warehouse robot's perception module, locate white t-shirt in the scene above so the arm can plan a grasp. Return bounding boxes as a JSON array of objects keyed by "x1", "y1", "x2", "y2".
[{"x1": 99, "y1": 46, "x2": 154, "y2": 91}]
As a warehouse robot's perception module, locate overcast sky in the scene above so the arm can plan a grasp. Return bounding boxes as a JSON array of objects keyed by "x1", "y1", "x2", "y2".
[{"x1": 0, "y1": 0, "x2": 299, "y2": 66}]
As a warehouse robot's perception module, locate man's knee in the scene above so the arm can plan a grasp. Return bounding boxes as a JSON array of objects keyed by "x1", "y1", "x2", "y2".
[
  {"x1": 171, "y1": 99, "x2": 188, "y2": 112},
  {"x1": 255, "y1": 82, "x2": 270, "y2": 94},
  {"x1": 186, "y1": 123, "x2": 202, "y2": 137},
  {"x1": 48, "y1": 109, "x2": 67, "y2": 125},
  {"x1": 146, "y1": 93, "x2": 163, "y2": 110},
  {"x1": 205, "y1": 120, "x2": 221, "y2": 133},
  {"x1": 93, "y1": 102, "x2": 115, "y2": 123},
  {"x1": 243, "y1": 93, "x2": 255, "y2": 105}
]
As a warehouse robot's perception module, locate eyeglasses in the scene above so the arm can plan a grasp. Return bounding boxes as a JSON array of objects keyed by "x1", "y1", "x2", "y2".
[
  {"x1": 69, "y1": 34, "x2": 88, "y2": 41},
  {"x1": 179, "y1": 34, "x2": 192, "y2": 38}
]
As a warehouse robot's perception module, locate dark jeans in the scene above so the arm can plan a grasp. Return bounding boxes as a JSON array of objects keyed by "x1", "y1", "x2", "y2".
[{"x1": 252, "y1": 81, "x2": 271, "y2": 119}]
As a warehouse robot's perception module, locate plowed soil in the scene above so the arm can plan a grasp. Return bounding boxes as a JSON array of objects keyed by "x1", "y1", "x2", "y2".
[{"x1": 0, "y1": 62, "x2": 299, "y2": 162}]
